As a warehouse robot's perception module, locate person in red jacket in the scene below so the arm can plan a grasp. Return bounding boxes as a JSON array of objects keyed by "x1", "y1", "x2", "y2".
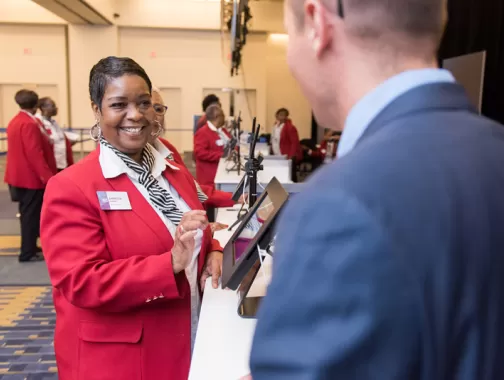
[
  {"x1": 270, "y1": 108, "x2": 302, "y2": 182},
  {"x1": 4, "y1": 89, "x2": 57, "y2": 262},
  {"x1": 38, "y1": 97, "x2": 74, "y2": 172},
  {"x1": 150, "y1": 88, "x2": 236, "y2": 211},
  {"x1": 194, "y1": 104, "x2": 231, "y2": 187},
  {"x1": 195, "y1": 94, "x2": 221, "y2": 133},
  {"x1": 40, "y1": 56, "x2": 223, "y2": 380}
]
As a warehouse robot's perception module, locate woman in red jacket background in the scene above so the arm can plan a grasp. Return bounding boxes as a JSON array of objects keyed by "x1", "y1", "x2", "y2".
[
  {"x1": 270, "y1": 108, "x2": 302, "y2": 182},
  {"x1": 41, "y1": 57, "x2": 223, "y2": 380},
  {"x1": 193, "y1": 104, "x2": 231, "y2": 187},
  {"x1": 150, "y1": 87, "x2": 236, "y2": 209},
  {"x1": 38, "y1": 97, "x2": 74, "y2": 172},
  {"x1": 4, "y1": 89, "x2": 57, "y2": 262}
]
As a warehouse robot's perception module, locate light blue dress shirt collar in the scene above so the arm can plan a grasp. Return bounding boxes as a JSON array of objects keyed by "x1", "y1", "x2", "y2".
[{"x1": 337, "y1": 68, "x2": 456, "y2": 158}]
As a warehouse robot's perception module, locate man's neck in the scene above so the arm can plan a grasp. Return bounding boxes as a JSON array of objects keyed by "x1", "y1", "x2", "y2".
[{"x1": 335, "y1": 53, "x2": 438, "y2": 129}]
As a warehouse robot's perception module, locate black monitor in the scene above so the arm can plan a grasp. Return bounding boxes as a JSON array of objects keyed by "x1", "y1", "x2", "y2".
[
  {"x1": 221, "y1": 177, "x2": 289, "y2": 290},
  {"x1": 237, "y1": 257, "x2": 262, "y2": 318}
]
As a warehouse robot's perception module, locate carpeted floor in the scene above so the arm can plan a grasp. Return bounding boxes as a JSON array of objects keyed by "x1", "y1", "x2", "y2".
[{"x1": 0, "y1": 286, "x2": 56, "y2": 379}]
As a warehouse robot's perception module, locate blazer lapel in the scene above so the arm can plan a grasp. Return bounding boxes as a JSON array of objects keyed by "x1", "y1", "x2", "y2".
[
  {"x1": 106, "y1": 174, "x2": 174, "y2": 252},
  {"x1": 162, "y1": 166, "x2": 201, "y2": 211}
]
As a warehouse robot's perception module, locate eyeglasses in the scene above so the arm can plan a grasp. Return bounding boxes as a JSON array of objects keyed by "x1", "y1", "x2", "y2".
[
  {"x1": 337, "y1": 0, "x2": 344, "y2": 18},
  {"x1": 153, "y1": 104, "x2": 168, "y2": 116}
]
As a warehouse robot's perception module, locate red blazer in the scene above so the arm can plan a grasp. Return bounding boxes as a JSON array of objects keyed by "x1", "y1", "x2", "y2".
[
  {"x1": 4, "y1": 111, "x2": 57, "y2": 189},
  {"x1": 193, "y1": 123, "x2": 231, "y2": 187},
  {"x1": 196, "y1": 114, "x2": 207, "y2": 132},
  {"x1": 44, "y1": 126, "x2": 75, "y2": 168},
  {"x1": 278, "y1": 119, "x2": 303, "y2": 162},
  {"x1": 158, "y1": 137, "x2": 234, "y2": 208},
  {"x1": 40, "y1": 150, "x2": 222, "y2": 380}
]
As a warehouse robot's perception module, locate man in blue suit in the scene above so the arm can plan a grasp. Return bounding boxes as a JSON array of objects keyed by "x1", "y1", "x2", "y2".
[{"x1": 247, "y1": 0, "x2": 504, "y2": 379}]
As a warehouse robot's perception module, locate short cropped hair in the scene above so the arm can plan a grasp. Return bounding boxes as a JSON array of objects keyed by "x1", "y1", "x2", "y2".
[
  {"x1": 205, "y1": 104, "x2": 223, "y2": 122},
  {"x1": 292, "y1": 0, "x2": 446, "y2": 47},
  {"x1": 202, "y1": 94, "x2": 220, "y2": 112},
  {"x1": 276, "y1": 108, "x2": 289, "y2": 117},
  {"x1": 38, "y1": 97, "x2": 53, "y2": 110},
  {"x1": 15, "y1": 90, "x2": 39, "y2": 110},
  {"x1": 89, "y1": 56, "x2": 152, "y2": 109}
]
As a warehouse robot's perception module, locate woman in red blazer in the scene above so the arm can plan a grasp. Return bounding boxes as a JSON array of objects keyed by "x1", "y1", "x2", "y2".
[
  {"x1": 5, "y1": 89, "x2": 57, "y2": 262},
  {"x1": 38, "y1": 97, "x2": 74, "y2": 171},
  {"x1": 150, "y1": 88, "x2": 235, "y2": 209},
  {"x1": 40, "y1": 57, "x2": 223, "y2": 380},
  {"x1": 270, "y1": 108, "x2": 303, "y2": 162},
  {"x1": 193, "y1": 104, "x2": 231, "y2": 187},
  {"x1": 270, "y1": 108, "x2": 303, "y2": 182}
]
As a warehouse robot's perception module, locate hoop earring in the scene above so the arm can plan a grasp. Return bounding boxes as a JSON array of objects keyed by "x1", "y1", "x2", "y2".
[
  {"x1": 90, "y1": 123, "x2": 102, "y2": 142},
  {"x1": 151, "y1": 120, "x2": 163, "y2": 138}
]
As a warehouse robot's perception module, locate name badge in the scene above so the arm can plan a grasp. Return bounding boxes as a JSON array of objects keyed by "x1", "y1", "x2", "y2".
[
  {"x1": 97, "y1": 191, "x2": 132, "y2": 210},
  {"x1": 215, "y1": 139, "x2": 225, "y2": 147}
]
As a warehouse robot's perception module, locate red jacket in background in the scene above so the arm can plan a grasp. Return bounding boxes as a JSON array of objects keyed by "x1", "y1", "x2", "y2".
[
  {"x1": 158, "y1": 137, "x2": 234, "y2": 208},
  {"x1": 193, "y1": 123, "x2": 231, "y2": 187},
  {"x1": 196, "y1": 115, "x2": 207, "y2": 133},
  {"x1": 4, "y1": 111, "x2": 57, "y2": 189},
  {"x1": 44, "y1": 127, "x2": 75, "y2": 168},
  {"x1": 278, "y1": 119, "x2": 303, "y2": 162}
]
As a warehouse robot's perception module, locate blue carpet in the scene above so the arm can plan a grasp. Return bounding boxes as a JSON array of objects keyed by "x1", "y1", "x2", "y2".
[{"x1": 0, "y1": 287, "x2": 57, "y2": 379}]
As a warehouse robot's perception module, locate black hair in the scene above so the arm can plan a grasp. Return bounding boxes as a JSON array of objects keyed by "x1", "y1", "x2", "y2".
[
  {"x1": 276, "y1": 108, "x2": 289, "y2": 117},
  {"x1": 89, "y1": 56, "x2": 152, "y2": 110},
  {"x1": 15, "y1": 90, "x2": 39, "y2": 110},
  {"x1": 38, "y1": 97, "x2": 53, "y2": 110},
  {"x1": 202, "y1": 94, "x2": 220, "y2": 112}
]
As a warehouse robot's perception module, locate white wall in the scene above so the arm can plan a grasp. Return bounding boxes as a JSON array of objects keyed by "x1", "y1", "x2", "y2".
[
  {"x1": 67, "y1": 25, "x2": 118, "y2": 128},
  {"x1": 266, "y1": 34, "x2": 311, "y2": 139},
  {"x1": 0, "y1": 0, "x2": 312, "y2": 153},
  {"x1": 82, "y1": 0, "x2": 116, "y2": 23},
  {"x1": 118, "y1": 27, "x2": 268, "y2": 151},
  {"x1": 0, "y1": 0, "x2": 66, "y2": 24},
  {"x1": 0, "y1": 24, "x2": 68, "y2": 127},
  {"x1": 114, "y1": 0, "x2": 285, "y2": 32}
]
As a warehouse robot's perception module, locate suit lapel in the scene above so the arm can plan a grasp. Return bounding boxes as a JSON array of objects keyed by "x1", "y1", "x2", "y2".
[
  {"x1": 106, "y1": 174, "x2": 174, "y2": 252},
  {"x1": 357, "y1": 83, "x2": 477, "y2": 148}
]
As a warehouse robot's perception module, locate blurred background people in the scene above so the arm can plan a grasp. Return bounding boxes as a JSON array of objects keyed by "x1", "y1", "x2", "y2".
[
  {"x1": 193, "y1": 104, "x2": 230, "y2": 187},
  {"x1": 270, "y1": 108, "x2": 302, "y2": 182},
  {"x1": 195, "y1": 94, "x2": 221, "y2": 133},
  {"x1": 150, "y1": 87, "x2": 235, "y2": 209},
  {"x1": 38, "y1": 97, "x2": 74, "y2": 172},
  {"x1": 41, "y1": 56, "x2": 223, "y2": 380},
  {"x1": 4, "y1": 89, "x2": 57, "y2": 262}
]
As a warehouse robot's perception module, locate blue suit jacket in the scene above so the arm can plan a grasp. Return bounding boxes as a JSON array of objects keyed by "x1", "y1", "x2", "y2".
[{"x1": 249, "y1": 83, "x2": 504, "y2": 380}]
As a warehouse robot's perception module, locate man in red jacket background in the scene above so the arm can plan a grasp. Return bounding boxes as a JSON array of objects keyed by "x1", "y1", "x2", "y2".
[
  {"x1": 194, "y1": 104, "x2": 231, "y2": 188},
  {"x1": 4, "y1": 89, "x2": 57, "y2": 262}
]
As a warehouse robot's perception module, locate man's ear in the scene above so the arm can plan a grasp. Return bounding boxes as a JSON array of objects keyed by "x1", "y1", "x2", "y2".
[{"x1": 304, "y1": 0, "x2": 334, "y2": 58}]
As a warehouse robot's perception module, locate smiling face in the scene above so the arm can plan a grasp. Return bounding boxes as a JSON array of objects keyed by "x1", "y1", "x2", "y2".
[{"x1": 92, "y1": 75, "x2": 155, "y2": 161}]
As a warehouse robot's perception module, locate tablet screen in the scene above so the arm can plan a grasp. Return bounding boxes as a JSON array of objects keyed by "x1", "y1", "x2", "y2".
[{"x1": 232, "y1": 193, "x2": 275, "y2": 263}]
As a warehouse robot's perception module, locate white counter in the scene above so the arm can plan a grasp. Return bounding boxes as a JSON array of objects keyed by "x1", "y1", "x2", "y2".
[
  {"x1": 214, "y1": 158, "x2": 302, "y2": 193},
  {"x1": 189, "y1": 205, "x2": 271, "y2": 380}
]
